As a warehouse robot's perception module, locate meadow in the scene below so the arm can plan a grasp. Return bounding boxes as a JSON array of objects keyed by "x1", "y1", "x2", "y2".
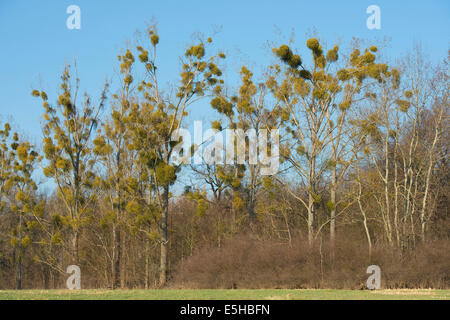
[{"x1": 0, "y1": 289, "x2": 449, "y2": 300}]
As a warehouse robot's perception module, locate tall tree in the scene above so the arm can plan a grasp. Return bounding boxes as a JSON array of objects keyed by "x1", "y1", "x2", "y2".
[
  {"x1": 1, "y1": 124, "x2": 43, "y2": 289},
  {"x1": 32, "y1": 66, "x2": 108, "y2": 264},
  {"x1": 208, "y1": 66, "x2": 278, "y2": 227},
  {"x1": 93, "y1": 48, "x2": 136, "y2": 288},
  {"x1": 126, "y1": 27, "x2": 225, "y2": 285},
  {"x1": 268, "y1": 39, "x2": 387, "y2": 244}
]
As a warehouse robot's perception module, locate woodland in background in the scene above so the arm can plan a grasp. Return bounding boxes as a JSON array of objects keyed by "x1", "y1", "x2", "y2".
[{"x1": 0, "y1": 27, "x2": 448, "y2": 289}]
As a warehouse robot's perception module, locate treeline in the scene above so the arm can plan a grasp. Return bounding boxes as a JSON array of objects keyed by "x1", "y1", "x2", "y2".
[{"x1": 0, "y1": 27, "x2": 448, "y2": 289}]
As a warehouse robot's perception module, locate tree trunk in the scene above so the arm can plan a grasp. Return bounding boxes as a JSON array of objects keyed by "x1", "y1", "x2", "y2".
[
  {"x1": 330, "y1": 167, "x2": 336, "y2": 245},
  {"x1": 393, "y1": 147, "x2": 400, "y2": 247},
  {"x1": 307, "y1": 194, "x2": 315, "y2": 245},
  {"x1": 358, "y1": 189, "x2": 372, "y2": 259},
  {"x1": 307, "y1": 155, "x2": 316, "y2": 245},
  {"x1": 248, "y1": 191, "x2": 255, "y2": 225},
  {"x1": 16, "y1": 250, "x2": 22, "y2": 290},
  {"x1": 159, "y1": 184, "x2": 169, "y2": 286},
  {"x1": 248, "y1": 164, "x2": 257, "y2": 227},
  {"x1": 72, "y1": 230, "x2": 79, "y2": 264},
  {"x1": 112, "y1": 223, "x2": 121, "y2": 289},
  {"x1": 145, "y1": 238, "x2": 150, "y2": 289},
  {"x1": 384, "y1": 136, "x2": 393, "y2": 245},
  {"x1": 420, "y1": 105, "x2": 444, "y2": 242}
]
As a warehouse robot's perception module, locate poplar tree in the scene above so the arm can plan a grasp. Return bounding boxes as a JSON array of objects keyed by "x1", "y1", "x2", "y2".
[
  {"x1": 32, "y1": 66, "x2": 108, "y2": 264},
  {"x1": 1, "y1": 124, "x2": 43, "y2": 289},
  {"x1": 268, "y1": 39, "x2": 390, "y2": 244},
  {"x1": 126, "y1": 28, "x2": 225, "y2": 285},
  {"x1": 208, "y1": 66, "x2": 278, "y2": 227},
  {"x1": 93, "y1": 47, "x2": 139, "y2": 288}
]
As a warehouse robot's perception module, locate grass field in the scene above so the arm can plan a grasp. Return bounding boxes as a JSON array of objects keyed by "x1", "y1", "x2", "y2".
[{"x1": 0, "y1": 289, "x2": 449, "y2": 300}]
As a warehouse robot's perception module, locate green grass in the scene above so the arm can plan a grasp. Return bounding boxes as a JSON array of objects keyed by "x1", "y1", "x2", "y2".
[{"x1": 0, "y1": 289, "x2": 449, "y2": 300}]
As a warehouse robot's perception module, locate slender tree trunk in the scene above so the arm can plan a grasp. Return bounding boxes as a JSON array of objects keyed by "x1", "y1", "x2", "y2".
[
  {"x1": 359, "y1": 197, "x2": 372, "y2": 259},
  {"x1": 112, "y1": 147, "x2": 122, "y2": 289},
  {"x1": 393, "y1": 147, "x2": 400, "y2": 247},
  {"x1": 159, "y1": 184, "x2": 169, "y2": 286},
  {"x1": 73, "y1": 160, "x2": 80, "y2": 264},
  {"x1": 248, "y1": 190, "x2": 255, "y2": 226},
  {"x1": 17, "y1": 214, "x2": 23, "y2": 290},
  {"x1": 410, "y1": 175, "x2": 419, "y2": 247},
  {"x1": 307, "y1": 156, "x2": 316, "y2": 245},
  {"x1": 120, "y1": 231, "x2": 126, "y2": 288},
  {"x1": 356, "y1": 158, "x2": 372, "y2": 259},
  {"x1": 43, "y1": 264, "x2": 50, "y2": 289},
  {"x1": 421, "y1": 166, "x2": 433, "y2": 242},
  {"x1": 248, "y1": 164, "x2": 257, "y2": 227},
  {"x1": 72, "y1": 230, "x2": 79, "y2": 264},
  {"x1": 16, "y1": 250, "x2": 22, "y2": 290},
  {"x1": 420, "y1": 105, "x2": 444, "y2": 242},
  {"x1": 330, "y1": 167, "x2": 336, "y2": 245},
  {"x1": 384, "y1": 136, "x2": 393, "y2": 245},
  {"x1": 145, "y1": 238, "x2": 150, "y2": 289},
  {"x1": 112, "y1": 223, "x2": 121, "y2": 289}
]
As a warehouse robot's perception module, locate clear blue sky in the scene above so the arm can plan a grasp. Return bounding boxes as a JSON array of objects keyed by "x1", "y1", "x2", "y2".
[{"x1": 0, "y1": 0, "x2": 449, "y2": 143}]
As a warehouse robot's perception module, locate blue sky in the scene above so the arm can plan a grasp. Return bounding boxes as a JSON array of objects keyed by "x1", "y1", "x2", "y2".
[{"x1": 0, "y1": 0, "x2": 448, "y2": 144}]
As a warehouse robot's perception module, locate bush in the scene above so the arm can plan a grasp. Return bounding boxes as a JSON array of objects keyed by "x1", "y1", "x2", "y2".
[{"x1": 173, "y1": 235, "x2": 450, "y2": 289}]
